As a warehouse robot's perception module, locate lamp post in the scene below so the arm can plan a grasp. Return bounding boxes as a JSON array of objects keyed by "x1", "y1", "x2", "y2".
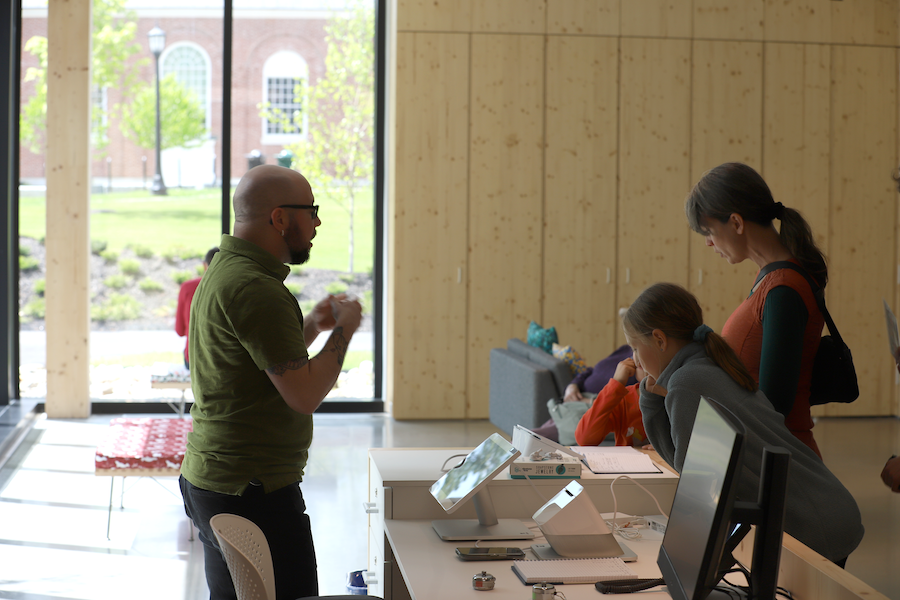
[{"x1": 148, "y1": 25, "x2": 167, "y2": 196}]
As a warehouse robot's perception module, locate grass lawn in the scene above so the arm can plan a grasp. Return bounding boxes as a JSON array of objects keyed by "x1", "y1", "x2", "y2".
[{"x1": 19, "y1": 185, "x2": 375, "y2": 273}]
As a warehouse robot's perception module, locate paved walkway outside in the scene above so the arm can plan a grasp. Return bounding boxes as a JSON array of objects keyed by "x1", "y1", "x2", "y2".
[{"x1": 20, "y1": 330, "x2": 374, "y2": 365}]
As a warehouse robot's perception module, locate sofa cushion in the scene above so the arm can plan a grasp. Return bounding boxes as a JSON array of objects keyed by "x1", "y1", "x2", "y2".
[
  {"x1": 526, "y1": 321, "x2": 558, "y2": 353},
  {"x1": 552, "y1": 343, "x2": 589, "y2": 376}
]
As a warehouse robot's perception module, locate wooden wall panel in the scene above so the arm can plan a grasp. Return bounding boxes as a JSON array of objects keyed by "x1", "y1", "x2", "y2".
[
  {"x1": 694, "y1": 0, "x2": 764, "y2": 40},
  {"x1": 547, "y1": 0, "x2": 619, "y2": 36},
  {"x1": 689, "y1": 40, "x2": 764, "y2": 332},
  {"x1": 762, "y1": 43, "x2": 830, "y2": 250},
  {"x1": 396, "y1": 0, "x2": 474, "y2": 32},
  {"x1": 895, "y1": 46, "x2": 900, "y2": 415},
  {"x1": 472, "y1": 1, "x2": 547, "y2": 33},
  {"x1": 621, "y1": 1, "x2": 691, "y2": 38},
  {"x1": 45, "y1": 0, "x2": 91, "y2": 418},
  {"x1": 542, "y1": 36, "x2": 619, "y2": 363},
  {"x1": 391, "y1": 33, "x2": 470, "y2": 419},
  {"x1": 831, "y1": 0, "x2": 899, "y2": 46},
  {"x1": 826, "y1": 45, "x2": 898, "y2": 416},
  {"x1": 617, "y1": 37, "x2": 692, "y2": 345},
  {"x1": 467, "y1": 35, "x2": 545, "y2": 418},
  {"x1": 763, "y1": 0, "x2": 831, "y2": 43}
]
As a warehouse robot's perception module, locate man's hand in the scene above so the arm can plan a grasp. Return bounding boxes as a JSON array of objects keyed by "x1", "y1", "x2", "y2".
[
  {"x1": 309, "y1": 294, "x2": 343, "y2": 332},
  {"x1": 613, "y1": 358, "x2": 637, "y2": 386},
  {"x1": 563, "y1": 383, "x2": 583, "y2": 403},
  {"x1": 330, "y1": 295, "x2": 363, "y2": 334},
  {"x1": 881, "y1": 456, "x2": 900, "y2": 493}
]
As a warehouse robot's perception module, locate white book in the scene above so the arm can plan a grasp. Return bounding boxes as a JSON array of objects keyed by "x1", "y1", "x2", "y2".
[{"x1": 511, "y1": 557, "x2": 637, "y2": 584}]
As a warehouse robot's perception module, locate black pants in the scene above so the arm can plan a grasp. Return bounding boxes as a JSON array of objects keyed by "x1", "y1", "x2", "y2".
[{"x1": 180, "y1": 476, "x2": 318, "y2": 600}]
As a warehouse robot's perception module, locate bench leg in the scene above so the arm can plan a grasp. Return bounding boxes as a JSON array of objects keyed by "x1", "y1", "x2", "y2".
[{"x1": 107, "y1": 476, "x2": 115, "y2": 540}]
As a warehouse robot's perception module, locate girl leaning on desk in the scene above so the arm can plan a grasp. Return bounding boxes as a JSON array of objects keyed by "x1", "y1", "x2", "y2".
[{"x1": 622, "y1": 282, "x2": 864, "y2": 566}]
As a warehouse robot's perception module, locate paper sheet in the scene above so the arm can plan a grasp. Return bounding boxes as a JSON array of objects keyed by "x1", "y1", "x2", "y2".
[{"x1": 571, "y1": 446, "x2": 662, "y2": 474}]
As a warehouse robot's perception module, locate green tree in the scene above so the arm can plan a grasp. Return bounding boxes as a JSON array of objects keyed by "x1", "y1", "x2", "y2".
[
  {"x1": 260, "y1": 0, "x2": 374, "y2": 272},
  {"x1": 21, "y1": 0, "x2": 144, "y2": 155},
  {"x1": 121, "y1": 74, "x2": 208, "y2": 150}
]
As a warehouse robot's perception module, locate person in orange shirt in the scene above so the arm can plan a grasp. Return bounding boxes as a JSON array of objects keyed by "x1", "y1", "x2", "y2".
[{"x1": 574, "y1": 356, "x2": 648, "y2": 447}]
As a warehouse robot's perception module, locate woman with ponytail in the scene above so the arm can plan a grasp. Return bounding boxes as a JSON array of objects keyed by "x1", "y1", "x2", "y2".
[
  {"x1": 685, "y1": 162, "x2": 827, "y2": 458},
  {"x1": 623, "y1": 283, "x2": 863, "y2": 565}
]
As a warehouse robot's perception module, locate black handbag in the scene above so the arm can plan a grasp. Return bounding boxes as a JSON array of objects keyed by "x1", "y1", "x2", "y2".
[{"x1": 757, "y1": 261, "x2": 859, "y2": 406}]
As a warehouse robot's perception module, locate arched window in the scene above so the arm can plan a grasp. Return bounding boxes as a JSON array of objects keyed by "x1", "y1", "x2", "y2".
[
  {"x1": 160, "y1": 42, "x2": 212, "y2": 133},
  {"x1": 262, "y1": 51, "x2": 308, "y2": 143}
]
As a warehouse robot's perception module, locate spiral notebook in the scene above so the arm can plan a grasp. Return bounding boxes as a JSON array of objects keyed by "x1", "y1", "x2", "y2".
[{"x1": 511, "y1": 557, "x2": 637, "y2": 585}]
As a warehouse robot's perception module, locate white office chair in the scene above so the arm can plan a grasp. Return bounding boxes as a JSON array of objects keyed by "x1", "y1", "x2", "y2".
[
  {"x1": 211, "y1": 513, "x2": 277, "y2": 600},
  {"x1": 210, "y1": 513, "x2": 382, "y2": 600}
]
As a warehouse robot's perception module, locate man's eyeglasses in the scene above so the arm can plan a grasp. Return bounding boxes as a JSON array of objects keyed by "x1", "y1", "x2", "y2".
[{"x1": 278, "y1": 204, "x2": 319, "y2": 220}]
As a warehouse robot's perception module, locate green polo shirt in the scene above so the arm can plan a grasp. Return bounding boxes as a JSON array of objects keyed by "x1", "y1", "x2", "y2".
[{"x1": 181, "y1": 234, "x2": 312, "y2": 495}]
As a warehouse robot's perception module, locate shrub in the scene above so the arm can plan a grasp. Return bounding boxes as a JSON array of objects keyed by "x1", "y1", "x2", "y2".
[
  {"x1": 34, "y1": 279, "x2": 45, "y2": 297},
  {"x1": 162, "y1": 245, "x2": 203, "y2": 263},
  {"x1": 18, "y1": 245, "x2": 30, "y2": 256},
  {"x1": 139, "y1": 278, "x2": 164, "y2": 292},
  {"x1": 21, "y1": 298, "x2": 45, "y2": 321},
  {"x1": 290, "y1": 265, "x2": 304, "y2": 276},
  {"x1": 104, "y1": 274, "x2": 128, "y2": 289},
  {"x1": 171, "y1": 270, "x2": 194, "y2": 285},
  {"x1": 92, "y1": 293, "x2": 142, "y2": 321},
  {"x1": 339, "y1": 273, "x2": 354, "y2": 284},
  {"x1": 91, "y1": 239, "x2": 108, "y2": 254},
  {"x1": 285, "y1": 281, "x2": 304, "y2": 296},
  {"x1": 19, "y1": 255, "x2": 39, "y2": 272},
  {"x1": 196, "y1": 264, "x2": 205, "y2": 276},
  {"x1": 153, "y1": 299, "x2": 178, "y2": 317},
  {"x1": 325, "y1": 281, "x2": 348, "y2": 295},
  {"x1": 119, "y1": 258, "x2": 141, "y2": 276},
  {"x1": 131, "y1": 244, "x2": 154, "y2": 258},
  {"x1": 100, "y1": 249, "x2": 119, "y2": 263},
  {"x1": 362, "y1": 289, "x2": 373, "y2": 315}
]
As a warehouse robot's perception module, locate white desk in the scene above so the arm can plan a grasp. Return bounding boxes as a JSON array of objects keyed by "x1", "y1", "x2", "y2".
[
  {"x1": 367, "y1": 447, "x2": 679, "y2": 599},
  {"x1": 367, "y1": 447, "x2": 888, "y2": 600},
  {"x1": 384, "y1": 519, "x2": 671, "y2": 600}
]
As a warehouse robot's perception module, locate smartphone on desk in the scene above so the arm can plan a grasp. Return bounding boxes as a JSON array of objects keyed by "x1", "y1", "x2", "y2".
[{"x1": 455, "y1": 547, "x2": 526, "y2": 561}]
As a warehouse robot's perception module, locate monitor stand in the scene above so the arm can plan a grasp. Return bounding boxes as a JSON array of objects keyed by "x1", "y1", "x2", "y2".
[{"x1": 431, "y1": 487, "x2": 535, "y2": 541}]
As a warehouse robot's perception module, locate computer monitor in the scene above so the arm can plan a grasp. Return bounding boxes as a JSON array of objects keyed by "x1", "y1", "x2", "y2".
[
  {"x1": 429, "y1": 433, "x2": 535, "y2": 541},
  {"x1": 657, "y1": 396, "x2": 790, "y2": 600}
]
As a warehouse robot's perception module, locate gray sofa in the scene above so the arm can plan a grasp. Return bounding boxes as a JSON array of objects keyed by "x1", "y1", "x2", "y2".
[{"x1": 489, "y1": 338, "x2": 573, "y2": 436}]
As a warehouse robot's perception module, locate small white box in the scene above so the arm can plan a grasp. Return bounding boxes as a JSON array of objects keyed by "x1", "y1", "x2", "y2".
[{"x1": 509, "y1": 455, "x2": 582, "y2": 479}]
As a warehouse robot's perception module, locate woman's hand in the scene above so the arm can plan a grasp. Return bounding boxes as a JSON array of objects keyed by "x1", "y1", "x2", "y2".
[{"x1": 563, "y1": 383, "x2": 583, "y2": 403}]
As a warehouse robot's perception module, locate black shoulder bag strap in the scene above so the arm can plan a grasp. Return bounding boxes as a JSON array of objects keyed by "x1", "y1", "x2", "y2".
[{"x1": 756, "y1": 261, "x2": 845, "y2": 347}]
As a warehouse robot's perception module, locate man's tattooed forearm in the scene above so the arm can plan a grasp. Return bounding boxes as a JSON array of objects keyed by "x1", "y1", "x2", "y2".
[
  {"x1": 330, "y1": 326, "x2": 348, "y2": 366},
  {"x1": 267, "y1": 356, "x2": 310, "y2": 377}
]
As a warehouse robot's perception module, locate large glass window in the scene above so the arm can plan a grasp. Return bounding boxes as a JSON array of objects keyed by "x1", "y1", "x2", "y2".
[{"x1": 14, "y1": 0, "x2": 381, "y2": 409}]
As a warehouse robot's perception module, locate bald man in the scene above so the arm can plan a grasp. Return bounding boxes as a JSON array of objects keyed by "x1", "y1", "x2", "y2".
[{"x1": 179, "y1": 165, "x2": 362, "y2": 600}]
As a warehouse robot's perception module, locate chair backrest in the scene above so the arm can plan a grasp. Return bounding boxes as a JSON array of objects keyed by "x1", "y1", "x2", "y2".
[{"x1": 210, "y1": 513, "x2": 277, "y2": 600}]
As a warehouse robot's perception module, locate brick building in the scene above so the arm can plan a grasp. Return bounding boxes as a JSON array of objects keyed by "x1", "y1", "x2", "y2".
[{"x1": 20, "y1": 1, "x2": 344, "y2": 187}]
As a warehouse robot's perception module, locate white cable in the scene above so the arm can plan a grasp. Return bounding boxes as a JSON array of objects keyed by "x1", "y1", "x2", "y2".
[
  {"x1": 608, "y1": 475, "x2": 669, "y2": 539},
  {"x1": 521, "y1": 472, "x2": 549, "y2": 503},
  {"x1": 440, "y1": 453, "x2": 467, "y2": 473}
]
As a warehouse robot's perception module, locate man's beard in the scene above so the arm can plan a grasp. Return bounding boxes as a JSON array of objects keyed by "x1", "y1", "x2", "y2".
[{"x1": 288, "y1": 247, "x2": 310, "y2": 265}]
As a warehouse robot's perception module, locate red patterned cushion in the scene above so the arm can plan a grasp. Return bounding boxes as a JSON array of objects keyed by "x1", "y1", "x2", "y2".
[{"x1": 95, "y1": 418, "x2": 192, "y2": 472}]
